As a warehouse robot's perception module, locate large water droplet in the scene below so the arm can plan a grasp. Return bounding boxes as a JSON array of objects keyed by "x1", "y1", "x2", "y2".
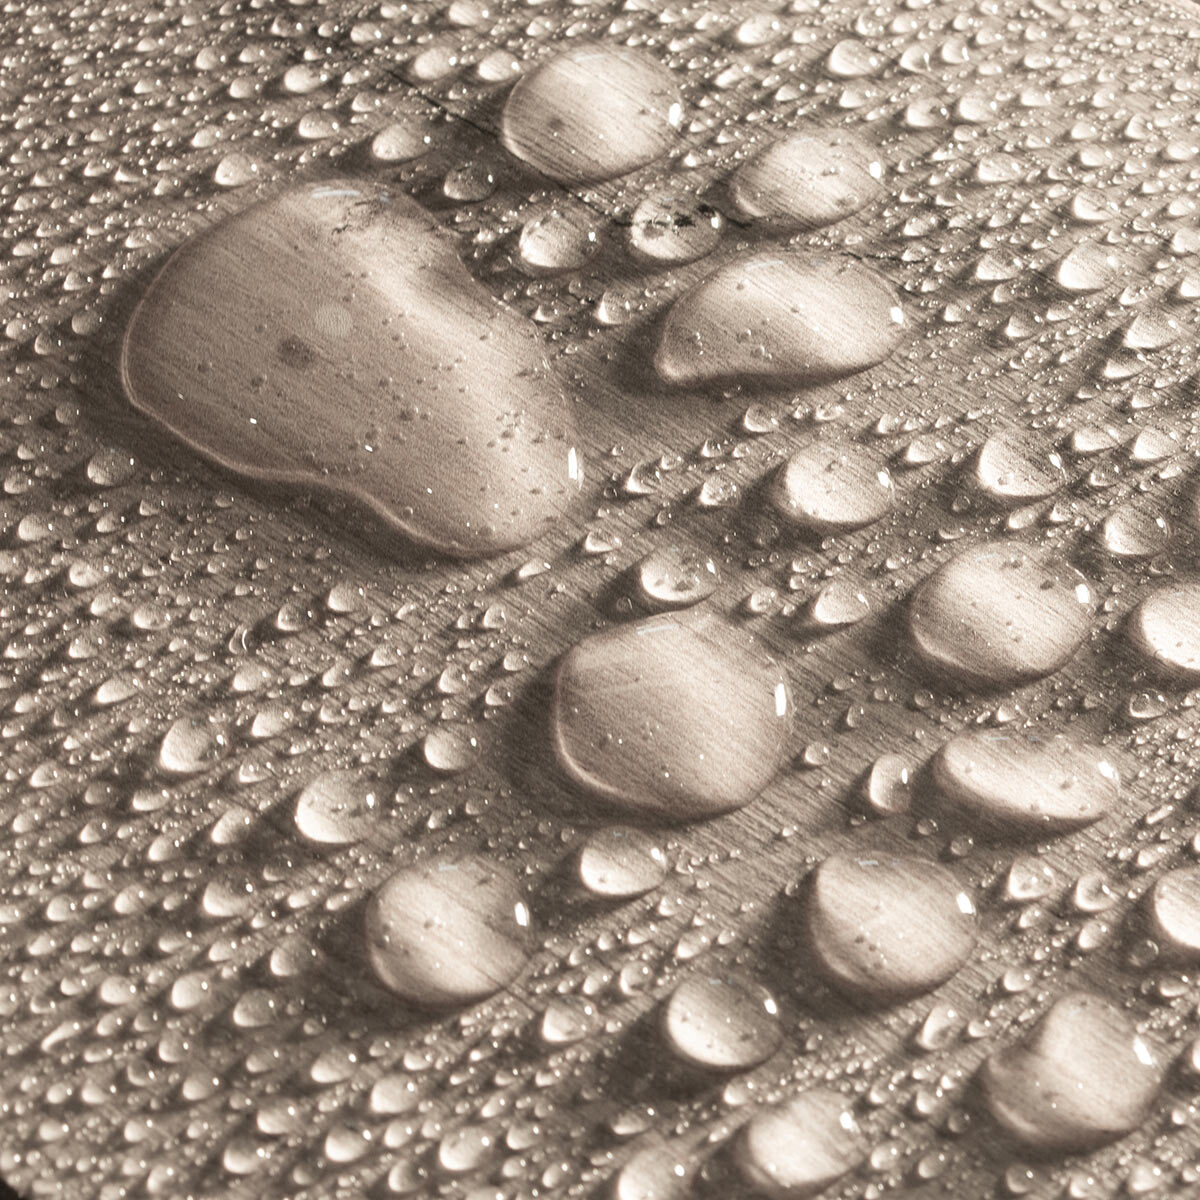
[
  {"x1": 1128, "y1": 583, "x2": 1200, "y2": 681},
  {"x1": 654, "y1": 254, "x2": 903, "y2": 388},
  {"x1": 729, "y1": 129, "x2": 882, "y2": 230},
  {"x1": 575, "y1": 827, "x2": 667, "y2": 899},
  {"x1": 122, "y1": 181, "x2": 582, "y2": 557},
  {"x1": 731, "y1": 1089, "x2": 865, "y2": 1198},
  {"x1": 501, "y1": 44, "x2": 681, "y2": 183},
  {"x1": 769, "y1": 440, "x2": 893, "y2": 535},
  {"x1": 363, "y1": 855, "x2": 531, "y2": 1007},
  {"x1": 804, "y1": 852, "x2": 976, "y2": 1003},
  {"x1": 929, "y1": 731, "x2": 1118, "y2": 837},
  {"x1": 907, "y1": 541, "x2": 1093, "y2": 689},
  {"x1": 1144, "y1": 868, "x2": 1200, "y2": 961},
  {"x1": 551, "y1": 614, "x2": 791, "y2": 821},
  {"x1": 977, "y1": 992, "x2": 1163, "y2": 1152},
  {"x1": 293, "y1": 770, "x2": 379, "y2": 845},
  {"x1": 659, "y1": 974, "x2": 781, "y2": 1071}
]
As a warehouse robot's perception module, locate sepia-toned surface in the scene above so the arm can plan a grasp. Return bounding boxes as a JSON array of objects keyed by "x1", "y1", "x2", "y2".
[{"x1": 6, "y1": 0, "x2": 1200, "y2": 1197}]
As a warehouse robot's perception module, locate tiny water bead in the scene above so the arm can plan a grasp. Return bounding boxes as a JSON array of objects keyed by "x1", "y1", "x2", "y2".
[
  {"x1": 768, "y1": 440, "x2": 894, "y2": 536},
  {"x1": 550, "y1": 614, "x2": 792, "y2": 821},
  {"x1": 654, "y1": 254, "x2": 904, "y2": 388},
  {"x1": 293, "y1": 770, "x2": 379, "y2": 846},
  {"x1": 575, "y1": 827, "x2": 667, "y2": 899},
  {"x1": 977, "y1": 992, "x2": 1163, "y2": 1153},
  {"x1": 121, "y1": 181, "x2": 582, "y2": 558},
  {"x1": 729, "y1": 129, "x2": 882, "y2": 230},
  {"x1": 803, "y1": 852, "x2": 976, "y2": 1004},
  {"x1": 1144, "y1": 868, "x2": 1200, "y2": 961},
  {"x1": 500, "y1": 43, "x2": 682, "y2": 183},
  {"x1": 363, "y1": 855, "x2": 531, "y2": 1008},
  {"x1": 1127, "y1": 582, "x2": 1200, "y2": 681},
  {"x1": 659, "y1": 974, "x2": 782, "y2": 1072},
  {"x1": 731, "y1": 1089, "x2": 865, "y2": 1199},
  {"x1": 929, "y1": 731, "x2": 1118, "y2": 837},
  {"x1": 907, "y1": 541, "x2": 1093, "y2": 689}
]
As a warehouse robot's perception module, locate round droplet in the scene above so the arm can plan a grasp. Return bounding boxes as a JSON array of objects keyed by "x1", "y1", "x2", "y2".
[
  {"x1": 731, "y1": 1089, "x2": 865, "y2": 1199},
  {"x1": 575, "y1": 827, "x2": 667, "y2": 899},
  {"x1": 1144, "y1": 868, "x2": 1200, "y2": 961},
  {"x1": 729, "y1": 130, "x2": 882, "y2": 230},
  {"x1": 628, "y1": 192, "x2": 723, "y2": 265},
  {"x1": 655, "y1": 254, "x2": 903, "y2": 388},
  {"x1": 551, "y1": 614, "x2": 792, "y2": 821},
  {"x1": 907, "y1": 541, "x2": 1093, "y2": 689},
  {"x1": 660, "y1": 974, "x2": 781, "y2": 1071},
  {"x1": 294, "y1": 770, "x2": 379, "y2": 845},
  {"x1": 1055, "y1": 242, "x2": 1120, "y2": 292},
  {"x1": 518, "y1": 202, "x2": 600, "y2": 272},
  {"x1": 978, "y1": 992, "x2": 1163, "y2": 1152},
  {"x1": 1128, "y1": 583, "x2": 1200, "y2": 681},
  {"x1": 122, "y1": 181, "x2": 582, "y2": 557},
  {"x1": 804, "y1": 852, "x2": 976, "y2": 1003},
  {"x1": 974, "y1": 434, "x2": 1066, "y2": 504},
  {"x1": 635, "y1": 544, "x2": 719, "y2": 610},
  {"x1": 929, "y1": 731, "x2": 1118, "y2": 837},
  {"x1": 363, "y1": 855, "x2": 531, "y2": 1007},
  {"x1": 501, "y1": 44, "x2": 681, "y2": 183},
  {"x1": 769, "y1": 441, "x2": 893, "y2": 535}
]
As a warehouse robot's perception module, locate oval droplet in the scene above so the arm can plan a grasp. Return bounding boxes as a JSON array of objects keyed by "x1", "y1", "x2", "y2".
[
  {"x1": 551, "y1": 614, "x2": 792, "y2": 821},
  {"x1": 363, "y1": 855, "x2": 531, "y2": 1007},
  {"x1": 929, "y1": 731, "x2": 1118, "y2": 837},
  {"x1": 634, "y1": 544, "x2": 719, "y2": 610},
  {"x1": 1128, "y1": 582, "x2": 1200, "y2": 681},
  {"x1": 768, "y1": 440, "x2": 894, "y2": 535},
  {"x1": 731, "y1": 1089, "x2": 865, "y2": 1199},
  {"x1": 654, "y1": 254, "x2": 903, "y2": 388},
  {"x1": 500, "y1": 44, "x2": 681, "y2": 183},
  {"x1": 729, "y1": 129, "x2": 882, "y2": 230},
  {"x1": 293, "y1": 770, "x2": 379, "y2": 845},
  {"x1": 1144, "y1": 867, "x2": 1200, "y2": 961},
  {"x1": 907, "y1": 541, "x2": 1093, "y2": 689},
  {"x1": 121, "y1": 181, "x2": 582, "y2": 557},
  {"x1": 977, "y1": 992, "x2": 1163, "y2": 1153},
  {"x1": 803, "y1": 852, "x2": 976, "y2": 1004},
  {"x1": 575, "y1": 827, "x2": 667, "y2": 899},
  {"x1": 659, "y1": 974, "x2": 781, "y2": 1072}
]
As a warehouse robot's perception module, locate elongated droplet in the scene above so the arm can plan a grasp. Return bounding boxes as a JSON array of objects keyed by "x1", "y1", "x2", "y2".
[
  {"x1": 804, "y1": 852, "x2": 976, "y2": 1003},
  {"x1": 363, "y1": 855, "x2": 531, "y2": 1007},
  {"x1": 122, "y1": 181, "x2": 582, "y2": 557},
  {"x1": 1128, "y1": 582, "x2": 1200, "y2": 681},
  {"x1": 551, "y1": 614, "x2": 791, "y2": 821},
  {"x1": 660, "y1": 974, "x2": 781, "y2": 1071},
  {"x1": 729, "y1": 129, "x2": 882, "y2": 230},
  {"x1": 907, "y1": 541, "x2": 1093, "y2": 689},
  {"x1": 978, "y1": 992, "x2": 1163, "y2": 1152},
  {"x1": 731, "y1": 1089, "x2": 865, "y2": 1198},
  {"x1": 654, "y1": 254, "x2": 903, "y2": 388},
  {"x1": 769, "y1": 440, "x2": 893, "y2": 535},
  {"x1": 501, "y1": 44, "x2": 681, "y2": 183},
  {"x1": 929, "y1": 731, "x2": 1118, "y2": 837}
]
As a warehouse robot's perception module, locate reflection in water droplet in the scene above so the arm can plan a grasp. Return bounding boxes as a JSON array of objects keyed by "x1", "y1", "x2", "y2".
[
  {"x1": 930, "y1": 731, "x2": 1118, "y2": 837},
  {"x1": 575, "y1": 827, "x2": 667, "y2": 899},
  {"x1": 363, "y1": 855, "x2": 531, "y2": 1007},
  {"x1": 730, "y1": 129, "x2": 881, "y2": 230},
  {"x1": 655, "y1": 254, "x2": 903, "y2": 388},
  {"x1": 769, "y1": 440, "x2": 893, "y2": 535},
  {"x1": 978, "y1": 992, "x2": 1163, "y2": 1152},
  {"x1": 660, "y1": 974, "x2": 781, "y2": 1071},
  {"x1": 731, "y1": 1088, "x2": 865, "y2": 1198},
  {"x1": 293, "y1": 770, "x2": 378, "y2": 845},
  {"x1": 122, "y1": 181, "x2": 582, "y2": 557},
  {"x1": 907, "y1": 541, "x2": 1093, "y2": 689},
  {"x1": 804, "y1": 852, "x2": 976, "y2": 1003},
  {"x1": 1128, "y1": 583, "x2": 1200, "y2": 681},
  {"x1": 551, "y1": 614, "x2": 792, "y2": 821},
  {"x1": 501, "y1": 44, "x2": 681, "y2": 183}
]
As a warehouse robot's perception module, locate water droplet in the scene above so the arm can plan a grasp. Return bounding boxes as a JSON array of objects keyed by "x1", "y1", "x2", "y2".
[
  {"x1": 660, "y1": 974, "x2": 781, "y2": 1071},
  {"x1": 1128, "y1": 583, "x2": 1200, "y2": 681},
  {"x1": 551, "y1": 614, "x2": 792, "y2": 820},
  {"x1": 501, "y1": 44, "x2": 681, "y2": 183},
  {"x1": 907, "y1": 541, "x2": 1093, "y2": 689},
  {"x1": 769, "y1": 440, "x2": 894, "y2": 535},
  {"x1": 122, "y1": 181, "x2": 582, "y2": 557},
  {"x1": 978, "y1": 992, "x2": 1163, "y2": 1152},
  {"x1": 575, "y1": 827, "x2": 667, "y2": 899},
  {"x1": 929, "y1": 731, "x2": 1118, "y2": 837},
  {"x1": 974, "y1": 434, "x2": 1066, "y2": 504},
  {"x1": 293, "y1": 770, "x2": 379, "y2": 845},
  {"x1": 1144, "y1": 868, "x2": 1200, "y2": 961},
  {"x1": 628, "y1": 192, "x2": 723, "y2": 265},
  {"x1": 731, "y1": 1089, "x2": 865, "y2": 1197},
  {"x1": 364, "y1": 855, "x2": 531, "y2": 1007},
  {"x1": 804, "y1": 852, "x2": 976, "y2": 1003},
  {"x1": 729, "y1": 130, "x2": 882, "y2": 230},
  {"x1": 655, "y1": 254, "x2": 903, "y2": 388},
  {"x1": 635, "y1": 544, "x2": 719, "y2": 610}
]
